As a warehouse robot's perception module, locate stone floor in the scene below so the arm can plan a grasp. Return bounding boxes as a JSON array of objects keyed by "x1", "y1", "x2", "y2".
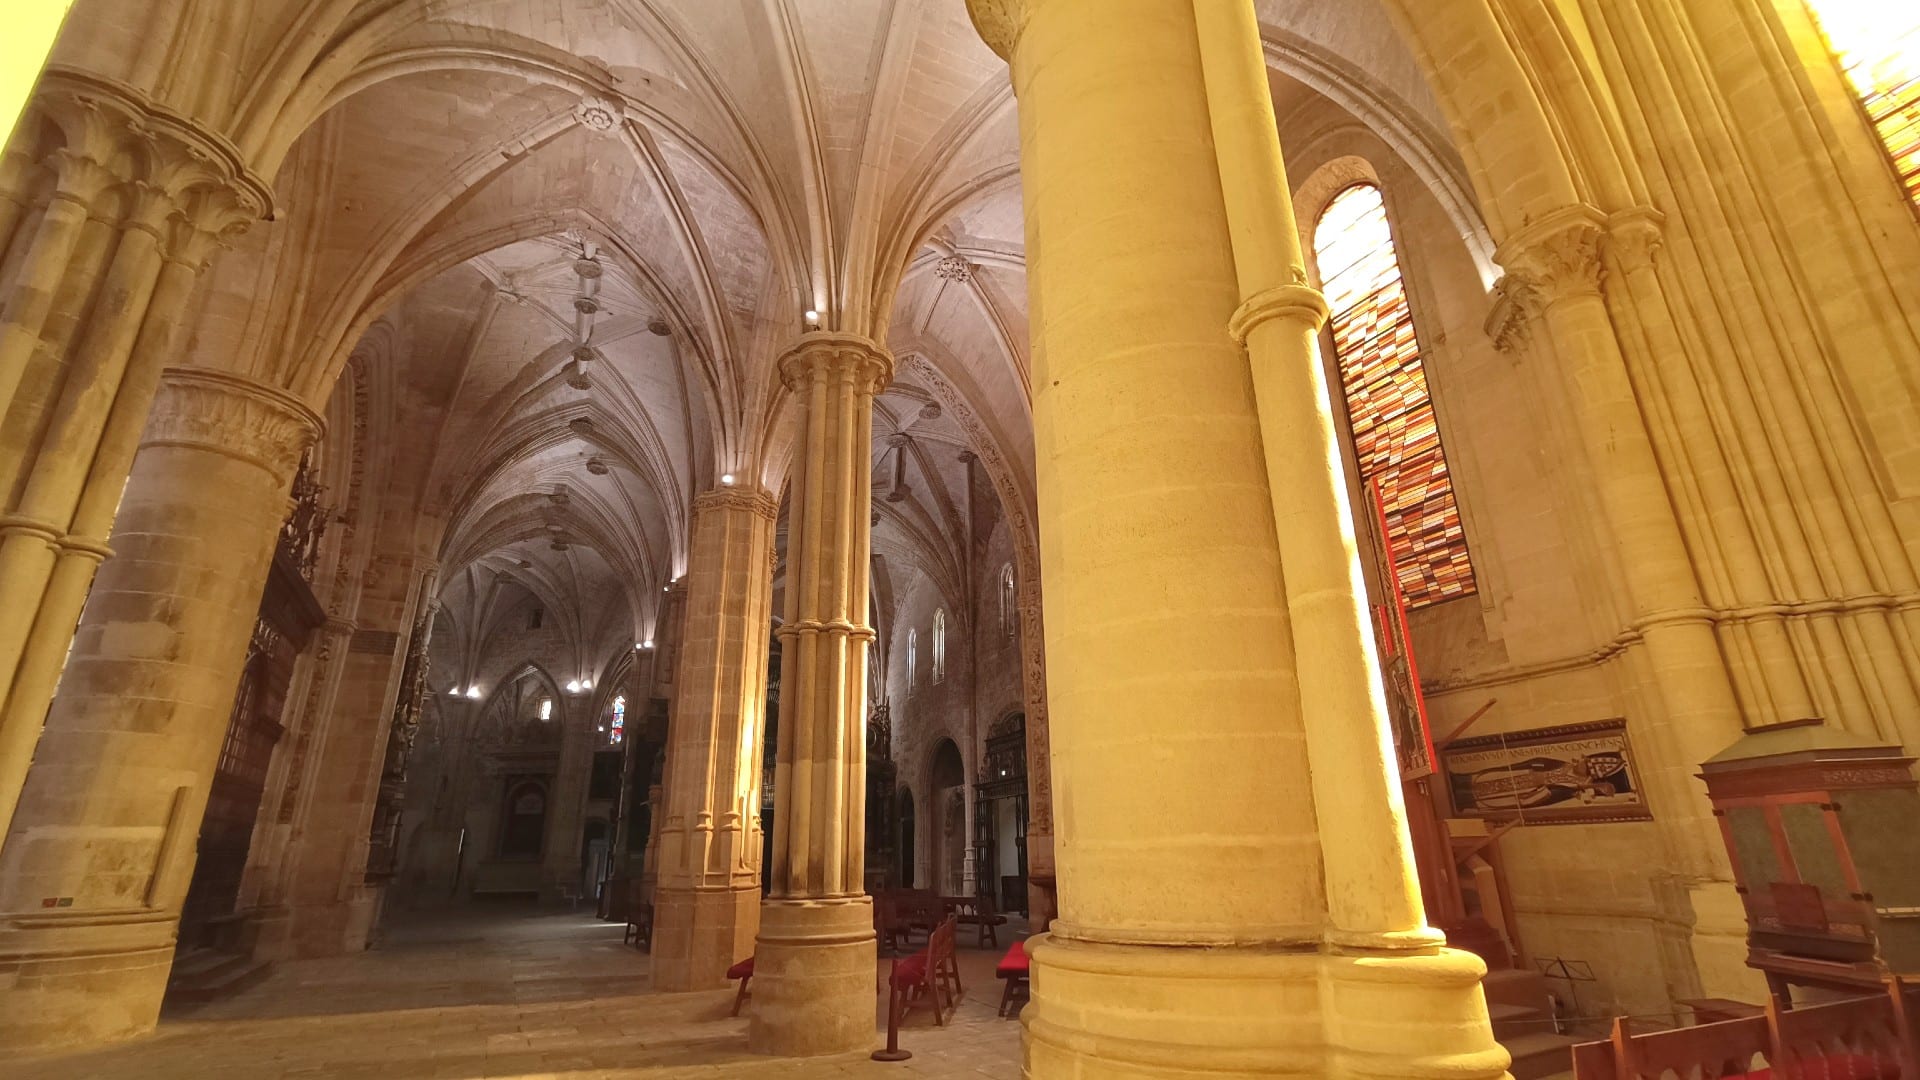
[{"x1": 15, "y1": 907, "x2": 1025, "y2": 1080}]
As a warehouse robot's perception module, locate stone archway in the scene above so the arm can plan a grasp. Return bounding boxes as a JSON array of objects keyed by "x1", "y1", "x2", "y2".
[{"x1": 927, "y1": 739, "x2": 966, "y2": 896}]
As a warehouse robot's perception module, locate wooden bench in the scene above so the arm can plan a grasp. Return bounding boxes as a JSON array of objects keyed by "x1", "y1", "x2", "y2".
[
  {"x1": 995, "y1": 938, "x2": 1030, "y2": 1018},
  {"x1": 1572, "y1": 978, "x2": 1918, "y2": 1079},
  {"x1": 884, "y1": 915, "x2": 961, "y2": 1030}
]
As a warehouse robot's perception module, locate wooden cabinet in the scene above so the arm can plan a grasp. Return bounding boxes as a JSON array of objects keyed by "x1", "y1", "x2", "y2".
[{"x1": 1700, "y1": 718, "x2": 1920, "y2": 1001}]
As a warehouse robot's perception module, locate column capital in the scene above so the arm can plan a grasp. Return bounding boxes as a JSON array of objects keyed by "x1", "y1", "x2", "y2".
[
  {"x1": 692, "y1": 485, "x2": 778, "y2": 521},
  {"x1": 965, "y1": 0, "x2": 1037, "y2": 60},
  {"x1": 776, "y1": 331, "x2": 893, "y2": 393},
  {"x1": 1606, "y1": 205, "x2": 1667, "y2": 274},
  {"x1": 1493, "y1": 203, "x2": 1606, "y2": 308},
  {"x1": 144, "y1": 367, "x2": 324, "y2": 485}
]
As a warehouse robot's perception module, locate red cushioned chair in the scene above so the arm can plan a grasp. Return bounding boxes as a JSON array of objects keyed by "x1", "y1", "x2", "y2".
[
  {"x1": 996, "y1": 938, "x2": 1030, "y2": 1018},
  {"x1": 884, "y1": 915, "x2": 959, "y2": 1030},
  {"x1": 727, "y1": 956, "x2": 754, "y2": 1017}
]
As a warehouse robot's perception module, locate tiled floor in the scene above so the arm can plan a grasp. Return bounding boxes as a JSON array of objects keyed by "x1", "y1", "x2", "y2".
[{"x1": 16, "y1": 908, "x2": 1025, "y2": 1080}]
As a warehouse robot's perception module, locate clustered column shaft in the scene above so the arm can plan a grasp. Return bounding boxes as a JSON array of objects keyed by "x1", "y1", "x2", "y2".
[
  {"x1": 0, "y1": 74, "x2": 266, "y2": 846},
  {"x1": 748, "y1": 331, "x2": 888, "y2": 1058}
]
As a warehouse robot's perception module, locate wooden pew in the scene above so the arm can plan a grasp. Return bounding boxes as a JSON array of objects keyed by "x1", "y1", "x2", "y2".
[{"x1": 1571, "y1": 979, "x2": 1917, "y2": 1079}]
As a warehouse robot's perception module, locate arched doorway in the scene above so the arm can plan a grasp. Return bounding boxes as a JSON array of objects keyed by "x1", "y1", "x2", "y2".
[
  {"x1": 928, "y1": 739, "x2": 966, "y2": 896},
  {"x1": 895, "y1": 787, "x2": 916, "y2": 887},
  {"x1": 974, "y1": 712, "x2": 1029, "y2": 915}
]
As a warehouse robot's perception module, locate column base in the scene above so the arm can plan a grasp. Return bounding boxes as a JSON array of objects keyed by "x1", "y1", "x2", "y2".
[
  {"x1": 0, "y1": 910, "x2": 178, "y2": 1053},
  {"x1": 748, "y1": 896, "x2": 876, "y2": 1057},
  {"x1": 1022, "y1": 933, "x2": 1509, "y2": 1079},
  {"x1": 652, "y1": 882, "x2": 759, "y2": 991}
]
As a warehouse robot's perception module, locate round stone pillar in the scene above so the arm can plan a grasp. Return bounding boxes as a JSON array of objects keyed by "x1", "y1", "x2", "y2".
[
  {"x1": 652, "y1": 487, "x2": 778, "y2": 991},
  {"x1": 0, "y1": 366, "x2": 318, "y2": 1052},
  {"x1": 749, "y1": 332, "x2": 887, "y2": 1057},
  {"x1": 966, "y1": 1, "x2": 1507, "y2": 1075}
]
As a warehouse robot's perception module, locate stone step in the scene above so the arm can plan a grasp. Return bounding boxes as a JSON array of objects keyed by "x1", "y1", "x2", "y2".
[
  {"x1": 1488, "y1": 1000, "x2": 1558, "y2": 1042},
  {"x1": 167, "y1": 948, "x2": 272, "y2": 1005},
  {"x1": 1502, "y1": 1031, "x2": 1582, "y2": 1080}
]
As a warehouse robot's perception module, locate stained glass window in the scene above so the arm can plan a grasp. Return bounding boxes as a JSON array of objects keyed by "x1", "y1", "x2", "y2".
[
  {"x1": 1808, "y1": 0, "x2": 1920, "y2": 210},
  {"x1": 609, "y1": 694, "x2": 625, "y2": 745},
  {"x1": 1313, "y1": 183, "x2": 1475, "y2": 609}
]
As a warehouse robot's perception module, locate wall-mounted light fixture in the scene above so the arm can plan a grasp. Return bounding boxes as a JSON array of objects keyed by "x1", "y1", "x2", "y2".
[{"x1": 465, "y1": 686, "x2": 481, "y2": 699}]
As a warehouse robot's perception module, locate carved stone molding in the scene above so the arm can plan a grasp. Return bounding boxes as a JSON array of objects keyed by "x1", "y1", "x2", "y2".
[
  {"x1": 965, "y1": 0, "x2": 1033, "y2": 61},
  {"x1": 693, "y1": 486, "x2": 778, "y2": 522},
  {"x1": 144, "y1": 367, "x2": 324, "y2": 484},
  {"x1": 1228, "y1": 281, "x2": 1328, "y2": 343},
  {"x1": 776, "y1": 331, "x2": 894, "y2": 394},
  {"x1": 1493, "y1": 203, "x2": 1607, "y2": 308}
]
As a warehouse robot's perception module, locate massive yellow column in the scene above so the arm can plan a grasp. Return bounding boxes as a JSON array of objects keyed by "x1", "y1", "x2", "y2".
[
  {"x1": 965, "y1": 1, "x2": 1508, "y2": 1075},
  {"x1": 750, "y1": 332, "x2": 886, "y2": 1057},
  {"x1": 652, "y1": 487, "x2": 778, "y2": 991},
  {"x1": 0, "y1": 366, "x2": 318, "y2": 1051}
]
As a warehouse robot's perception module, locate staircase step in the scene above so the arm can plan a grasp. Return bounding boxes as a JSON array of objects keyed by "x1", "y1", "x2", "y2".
[
  {"x1": 1502, "y1": 1032, "x2": 1581, "y2": 1080},
  {"x1": 1488, "y1": 1000, "x2": 1555, "y2": 1041},
  {"x1": 167, "y1": 949, "x2": 272, "y2": 1005},
  {"x1": 1482, "y1": 967, "x2": 1554, "y2": 1012}
]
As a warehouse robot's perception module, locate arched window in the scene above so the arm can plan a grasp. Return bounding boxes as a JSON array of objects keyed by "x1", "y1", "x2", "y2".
[
  {"x1": 607, "y1": 694, "x2": 626, "y2": 745},
  {"x1": 538, "y1": 697, "x2": 553, "y2": 721},
  {"x1": 1806, "y1": 1, "x2": 1919, "y2": 210},
  {"x1": 1313, "y1": 183, "x2": 1475, "y2": 608},
  {"x1": 933, "y1": 609, "x2": 947, "y2": 684},
  {"x1": 999, "y1": 564, "x2": 1016, "y2": 638},
  {"x1": 907, "y1": 628, "x2": 918, "y2": 693}
]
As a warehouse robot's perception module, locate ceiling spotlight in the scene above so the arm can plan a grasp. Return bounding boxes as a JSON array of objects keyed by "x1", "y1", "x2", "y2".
[
  {"x1": 566, "y1": 679, "x2": 581, "y2": 693},
  {"x1": 803, "y1": 309, "x2": 820, "y2": 326},
  {"x1": 720, "y1": 473, "x2": 735, "y2": 486},
  {"x1": 581, "y1": 678, "x2": 593, "y2": 690},
  {"x1": 465, "y1": 686, "x2": 482, "y2": 699},
  {"x1": 641, "y1": 639, "x2": 655, "y2": 650}
]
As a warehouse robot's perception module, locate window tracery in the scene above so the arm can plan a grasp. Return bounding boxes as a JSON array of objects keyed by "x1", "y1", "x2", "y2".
[
  {"x1": 1808, "y1": 0, "x2": 1920, "y2": 210},
  {"x1": 1312, "y1": 183, "x2": 1475, "y2": 608}
]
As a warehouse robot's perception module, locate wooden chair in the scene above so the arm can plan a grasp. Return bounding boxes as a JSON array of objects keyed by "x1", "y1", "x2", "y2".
[
  {"x1": 874, "y1": 891, "x2": 913, "y2": 954},
  {"x1": 728, "y1": 956, "x2": 755, "y2": 1017},
  {"x1": 883, "y1": 915, "x2": 961, "y2": 1030}
]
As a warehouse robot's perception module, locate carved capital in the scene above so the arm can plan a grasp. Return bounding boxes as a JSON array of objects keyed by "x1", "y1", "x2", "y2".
[
  {"x1": 1494, "y1": 204, "x2": 1606, "y2": 308},
  {"x1": 965, "y1": 0, "x2": 1033, "y2": 61},
  {"x1": 1483, "y1": 276, "x2": 1537, "y2": 354},
  {"x1": 144, "y1": 367, "x2": 324, "y2": 484},
  {"x1": 692, "y1": 485, "x2": 778, "y2": 522},
  {"x1": 1605, "y1": 206, "x2": 1666, "y2": 275},
  {"x1": 776, "y1": 331, "x2": 893, "y2": 394}
]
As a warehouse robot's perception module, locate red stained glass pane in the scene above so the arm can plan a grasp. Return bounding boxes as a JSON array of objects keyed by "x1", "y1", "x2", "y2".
[{"x1": 1313, "y1": 184, "x2": 1475, "y2": 609}]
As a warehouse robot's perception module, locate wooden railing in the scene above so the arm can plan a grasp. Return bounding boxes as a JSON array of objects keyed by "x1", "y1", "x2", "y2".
[{"x1": 1572, "y1": 979, "x2": 1918, "y2": 1079}]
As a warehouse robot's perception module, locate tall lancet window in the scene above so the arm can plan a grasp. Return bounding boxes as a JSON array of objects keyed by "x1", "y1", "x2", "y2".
[
  {"x1": 933, "y1": 609, "x2": 947, "y2": 684},
  {"x1": 1313, "y1": 183, "x2": 1475, "y2": 608},
  {"x1": 1808, "y1": 1, "x2": 1920, "y2": 210},
  {"x1": 999, "y1": 564, "x2": 1016, "y2": 638},
  {"x1": 907, "y1": 629, "x2": 918, "y2": 693}
]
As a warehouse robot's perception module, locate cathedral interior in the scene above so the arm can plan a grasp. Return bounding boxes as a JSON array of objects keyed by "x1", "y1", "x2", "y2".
[{"x1": 3, "y1": 1, "x2": 1920, "y2": 1077}]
